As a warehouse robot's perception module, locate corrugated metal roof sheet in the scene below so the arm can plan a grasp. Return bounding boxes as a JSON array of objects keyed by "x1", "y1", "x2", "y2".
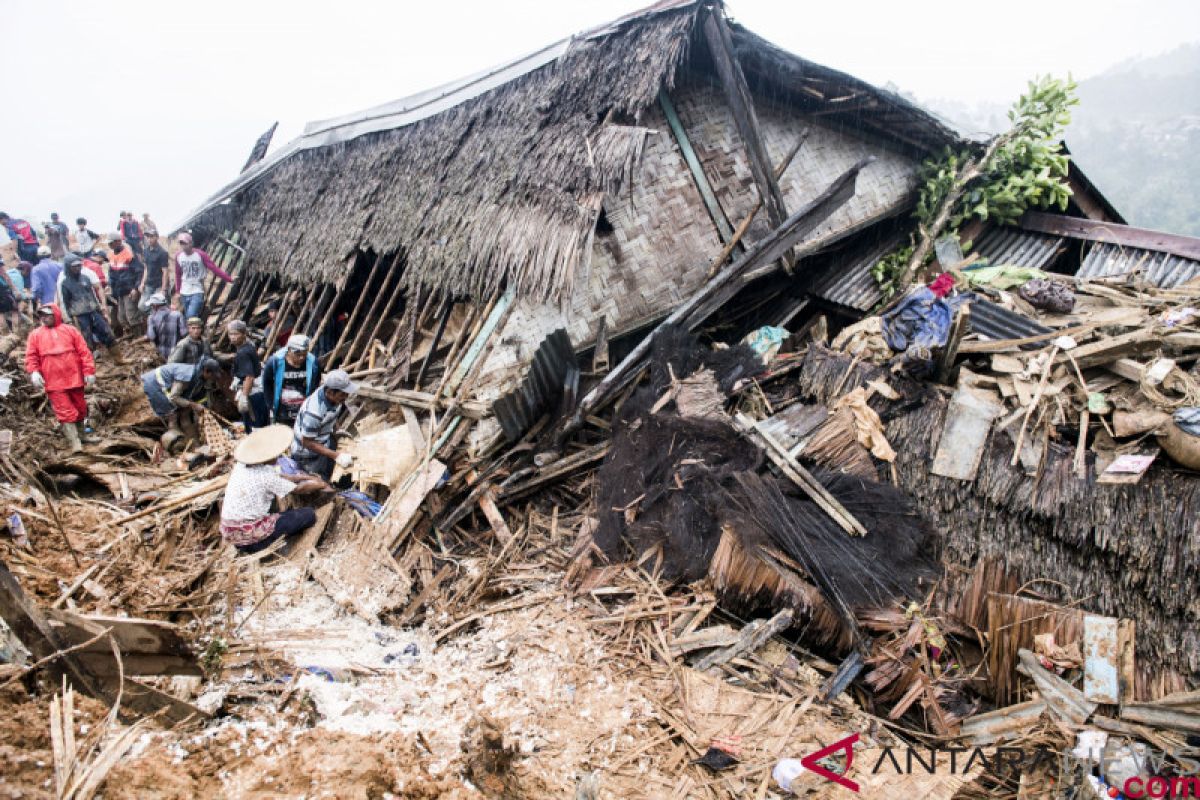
[
  {"x1": 967, "y1": 297, "x2": 1052, "y2": 346},
  {"x1": 808, "y1": 226, "x2": 1068, "y2": 314},
  {"x1": 1076, "y1": 241, "x2": 1200, "y2": 288},
  {"x1": 971, "y1": 227, "x2": 1066, "y2": 270},
  {"x1": 808, "y1": 235, "x2": 902, "y2": 312},
  {"x1": 492, "y1": 329, "x2": 579, "y2": 441}
]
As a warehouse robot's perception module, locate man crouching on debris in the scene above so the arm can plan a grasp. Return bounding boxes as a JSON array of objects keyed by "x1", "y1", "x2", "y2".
[
  {"x1": 288, "y1": 370, "x2": 356, "y2": 481},
  {"x1": 24, "y1": 303, "x2": 96, "y2": 453},
  {"x1": 221, "y1": 425, "x2": 328, "y2": 553},
  {"x1": 140, "y1": 356, "x2": 222, "y2": 451}
]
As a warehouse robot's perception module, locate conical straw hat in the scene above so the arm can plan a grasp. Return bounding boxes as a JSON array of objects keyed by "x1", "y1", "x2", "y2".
[{"x1": 234, "y1": 424, "x2": 293, "y2": 465}]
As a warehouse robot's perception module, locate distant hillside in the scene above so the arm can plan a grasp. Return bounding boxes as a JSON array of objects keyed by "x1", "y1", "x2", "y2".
[
  {"x1": 1068, "y1": 43, "x2": 1200, "y2": 235},
  {"x1": 920, "y1": 44, "x2": 1200, "y2": 236}
]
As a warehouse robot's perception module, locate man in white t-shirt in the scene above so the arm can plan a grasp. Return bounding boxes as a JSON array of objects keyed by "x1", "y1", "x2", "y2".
[{"x1": 173, "y1": 232, "x2": 233, "y2": 321}]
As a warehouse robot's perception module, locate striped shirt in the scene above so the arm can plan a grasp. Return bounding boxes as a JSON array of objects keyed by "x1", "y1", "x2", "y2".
[{"x1": 289, "y1": 388, "x2": 341, "y2": 460}]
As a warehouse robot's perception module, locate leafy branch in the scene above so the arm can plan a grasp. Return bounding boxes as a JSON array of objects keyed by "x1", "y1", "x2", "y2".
[{"x1": 876, "y1": 76, "x2": 1078, "y2": 294}]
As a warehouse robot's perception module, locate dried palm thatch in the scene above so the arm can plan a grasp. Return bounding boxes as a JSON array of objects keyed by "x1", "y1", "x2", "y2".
[
  {"x1": 195, "y1": 4, "x2": 701, "y2": 302},
  {"x1": 798, "y1": 344, "x2": 1200, "y2": 693}
]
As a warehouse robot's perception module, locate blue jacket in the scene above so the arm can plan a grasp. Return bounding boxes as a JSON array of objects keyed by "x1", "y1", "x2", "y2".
[{"x1": 261, "y1": 348, "x2": 320, "y2": 417}]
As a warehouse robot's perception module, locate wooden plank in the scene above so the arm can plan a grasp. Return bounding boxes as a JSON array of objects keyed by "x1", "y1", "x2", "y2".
[
  {"x1": 930, "y1": 381, "x2": 1004, "y2": 481},
  {"x1": 42, "y1": 610, "x2": 192, "y2": 659},
  {"x1": 702, "y1": 9, "x2": 789, "y2": 248},
  {"x1": 0, "y1": 560, "x2": 110, "y2": 699},
  {"x1": 496, "y1": 443, "x2": 610, "y2": 503},
  {"x1": 478, "y1": 487, "x2": 514, "y2": 546},
  {"x1": 658, "y1": 91, "x2": 736, "y2": 243},
  {"x1": 1053, "y1": 329, "x2": 1157, "y2": 369},
  {"x1": 444, "y1": 288, "x2": 513, "y2": 396},
  {"x1": 355, "y1": 384, "x2": 487, "y2": 419},
  {"x1": 1020, "y1": 210, "x2": 1200, "y2": 262},
  {"x1": 1082, "y1": 614, "x2": 1121, "y2": 704},
  {"x1": 286, "y1": 503, "x2": 337, "y2": 562}
]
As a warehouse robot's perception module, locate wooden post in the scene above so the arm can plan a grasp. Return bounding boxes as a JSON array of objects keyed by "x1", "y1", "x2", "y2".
[
  {"x1": 260, "y1": 286, "x2": 297, "y2": 358},
  {"x1": 414, "y1": 299, "x2": 452, "y2": 389},
  {"x1": 345, "y1": 270, "x2": 405, "y2": 368},
  {"x1": 659, "y1": 91, "x2": 736, "y2": 244},
  {"x1": 305, "y1": 283, "x2": 336, "y2": 336},
  {"x1": 702, "y1": 8, "x2": 791, "y2": 269},
  {"x1": 352, "y1": 277, "x2": 407, "y2": 371},
  {"x1": 290, "y1": 282, "x2": 323, "y2": 337},
  {"x1": 310, "y1": 279, "x2": 344, "y2": 347},
  {"x1": 326, "y1": 252, "x2": 388, "y2": 366},
  {"x1": 212, "y1": 271, "x2": 261, "y2": 348},
  {"x1": 341, "y1": 270, "x2": 399, "y2": 368}
]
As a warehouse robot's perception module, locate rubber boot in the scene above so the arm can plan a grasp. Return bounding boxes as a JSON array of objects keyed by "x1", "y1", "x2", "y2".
[
  {"x1": 62, "y1": 422, "x2": 83, "y2": 454},
  {"x1": 80, "y1": 419, "x2": 101, "y2": 444}
]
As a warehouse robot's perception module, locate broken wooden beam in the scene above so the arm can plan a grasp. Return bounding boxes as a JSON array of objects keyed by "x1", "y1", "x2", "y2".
[
  {"x1": 692, "y1": 609, "x2": 792, "y2": 672},
  {"x1": 562, "y1": 159, "x2": 867, "y2": 441},
  {"x1": 702, "y1": 7, "x2": 790, "y2": 264},
  {"x1": 355, "y1": 384, "x2": 488, "y2": 419},
  {"x1": 734, "y1": 412, "x2": 867, "y2": 536}
]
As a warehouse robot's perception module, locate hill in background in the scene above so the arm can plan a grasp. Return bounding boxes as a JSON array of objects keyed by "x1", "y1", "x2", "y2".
[{"x1": 921, "y1": 43, "x2": 1200, "y2": 236}]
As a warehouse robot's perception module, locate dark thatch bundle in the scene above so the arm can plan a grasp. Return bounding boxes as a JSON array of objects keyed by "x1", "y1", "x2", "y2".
[
  {"x1": 798, "y1": 344, "x2": 1200, "y2": 691},
  {"x1": 594, "y1": 326, "x2": 939, "y2": 643},
  {"x1": 205, "y1": 4, "x2": 700, "y2": 301}
]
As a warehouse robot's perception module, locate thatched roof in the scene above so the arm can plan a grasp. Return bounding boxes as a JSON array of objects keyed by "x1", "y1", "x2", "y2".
[
  {"x1": 798, "y1": 345, "x2": 1200, "y2": 692},
  {"x1": 180, "y1": 0, "x2": 962, "y2": 301}
]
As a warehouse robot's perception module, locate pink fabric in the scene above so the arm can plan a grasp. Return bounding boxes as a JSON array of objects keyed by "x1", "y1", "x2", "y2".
[
  {"x1": 220, "y1": 514, "x2": 281, "y2": 547},
  {"x1": 928, "y1": 273, "x2": 955, "y2": 298}
]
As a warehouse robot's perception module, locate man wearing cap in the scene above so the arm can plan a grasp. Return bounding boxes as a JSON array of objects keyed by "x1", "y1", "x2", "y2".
[
  {"x1": 227, "y1": 320, "x2": 269, "y2": 432},
  {"x1": 141, "y1": 230, "x2": 170, "y2": 297},
  {"x1": 261, "y1": 334, "x2": 321, "y2": 427},
  {"x1": 289, "y1": 370, "x2": 356, "y2": 481},
  {"x1": 29, "y1": 246, "x2": 63, "y2": 307},
  {"x1": 221, "y1": 425, "x2": 329, "y2": 554},
  {"x1": 74, "y1": 218, "x2": 99, "y2": 256},
  {"x1": 169, "y1": 317, "x2": 214, "y2": 365},
  {"x1": 0, "y1": 213, "x2": 41, "y2": 264},
  {"x1": 140, "y1": 356, "x2": 221, "y2": 450},
  {"x1": 106, "y1": 235, "x2": 143, "y2": 331},
  {"x1": 56, "y1": 254, "x2": 116, "y2": 355},
  {"x1": 173, "y1": 232, "x2": 233, "y2": 321},
  {"x1": 145, "y1": 292, "x2": 186, "y2": 360},
  {"x1": 25, "y1": 304, "x2": 96, "y2": 453}
]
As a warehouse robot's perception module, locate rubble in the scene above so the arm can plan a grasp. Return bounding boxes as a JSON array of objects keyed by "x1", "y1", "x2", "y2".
[{"x1": 3, "y1": 3, "x2": 1199, "y2": 798}]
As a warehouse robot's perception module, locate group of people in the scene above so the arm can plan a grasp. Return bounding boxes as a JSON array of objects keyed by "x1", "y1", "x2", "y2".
[{"x1": 8, "y1": 208, "x2": 361, "y2": 556}]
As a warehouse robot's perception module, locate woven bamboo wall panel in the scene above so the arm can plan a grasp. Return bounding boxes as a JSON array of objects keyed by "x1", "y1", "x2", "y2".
[
  {"x1": 673, "y1": 80, "x2": 919, "y2": 248},
  {"x1": 474, "y1": 84, "x2": 920, "y2": 400}
]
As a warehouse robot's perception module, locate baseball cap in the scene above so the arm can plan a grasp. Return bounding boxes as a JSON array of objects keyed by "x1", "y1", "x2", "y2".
[
  {"x1": 323, "y1": 370, "x2": 358, "y2": 395},
  {"x1": 286, "y1": 334, "x2": 310, "y2": 352},
  {"x1": 36, "y1": 245, "x2": 51, "y2": 257}
]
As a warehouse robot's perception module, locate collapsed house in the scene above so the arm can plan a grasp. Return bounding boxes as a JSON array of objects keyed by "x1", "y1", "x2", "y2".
[{"x1": 3, "y1": 0, "x2": 1200, "y2": 796}]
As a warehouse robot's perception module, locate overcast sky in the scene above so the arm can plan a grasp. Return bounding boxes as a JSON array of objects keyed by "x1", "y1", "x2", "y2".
[{"x1": 3, "y1": 0, "x2": 1197, "y2": 235}]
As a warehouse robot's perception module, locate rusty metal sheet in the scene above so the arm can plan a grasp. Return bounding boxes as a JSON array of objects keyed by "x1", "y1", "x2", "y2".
[{"x1": 1083, "y1": 614, "x2": 1121, "y2": 704}]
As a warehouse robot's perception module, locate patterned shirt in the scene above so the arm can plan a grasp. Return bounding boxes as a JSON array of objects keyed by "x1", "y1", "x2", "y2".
[
  {"x1": 221, "y1": 462, "x2": 295, "y2": 524},
  {"x1": 289, "y1": 388, "x2": 341, "y2": 461},
  {"x1": 146, "y1": 308, "x2": 187, "y2": 361}
]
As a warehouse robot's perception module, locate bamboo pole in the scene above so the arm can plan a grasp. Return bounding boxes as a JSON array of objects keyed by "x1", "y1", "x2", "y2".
[
  {"x1": 343, "y1": 268, "x2": 403, "y2": 368},
  {"x1": 348, "y1": 276, "x2": 406, "y2": 371},
  {"x1": 325, "y1": 252, "x2": 388, "y2": 366}
]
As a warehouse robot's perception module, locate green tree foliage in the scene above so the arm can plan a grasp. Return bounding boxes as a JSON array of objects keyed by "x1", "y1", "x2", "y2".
[{"x1": 873, "y1": 76, "x2": 1078, "y2": 298}]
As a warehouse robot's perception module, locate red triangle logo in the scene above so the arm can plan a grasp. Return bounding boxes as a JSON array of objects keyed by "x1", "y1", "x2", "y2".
[{"x1": 800, "y1": 733, "x2": 859, "y2": 792}]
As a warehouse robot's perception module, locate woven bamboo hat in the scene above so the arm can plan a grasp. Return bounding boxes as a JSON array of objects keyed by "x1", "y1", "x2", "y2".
[{"x1": 234, "y1": 424, "x2": 293, "y2": 465}]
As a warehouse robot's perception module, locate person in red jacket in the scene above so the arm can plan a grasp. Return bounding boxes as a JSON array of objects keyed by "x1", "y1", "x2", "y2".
[{"x1": 24, "y1": 304, "x2": 96, "y2": 453}]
